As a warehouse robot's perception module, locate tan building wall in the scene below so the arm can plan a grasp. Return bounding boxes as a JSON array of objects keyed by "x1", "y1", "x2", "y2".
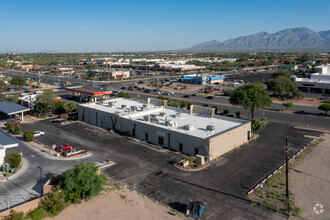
[{"x1": 209, "y1": 122, "x2": 251, "y2": 160}]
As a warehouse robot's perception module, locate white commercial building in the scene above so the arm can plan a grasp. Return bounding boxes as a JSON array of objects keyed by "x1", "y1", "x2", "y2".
[
  {"x1": 78, "y1": 98, "x2": 251, "y2": 161},
  {"x1": 293, "y1": 65, "x2": 330, "y2": 94}
]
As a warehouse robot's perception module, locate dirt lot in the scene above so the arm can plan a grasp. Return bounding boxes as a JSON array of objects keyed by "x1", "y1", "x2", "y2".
[
  {"x1": 290, "y1": 133, "x2": 330, "y2": 219},
  {"x1": 45, "y1": 186, "x2": 182, "y2": 220}
]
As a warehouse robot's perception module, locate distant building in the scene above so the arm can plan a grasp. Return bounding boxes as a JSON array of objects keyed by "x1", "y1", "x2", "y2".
[
  {"x1": 279, "y1": 65, "x2": 298, "y2": 71},
  {"x1": 181, "y1": 74, "x2": 225, "y2": 85},
  {"x1": 293, "y1": 65, "x2": 330, "y2": 94},
  {"x1": 21, "y1": 65, "x2": 40, "y2": 70},
  {"x1": 86, "y1": 70, "x2": 130, "y2": 79},
  {"x1": 51, "y1": 68, "x2": 75, "y2": 75}
]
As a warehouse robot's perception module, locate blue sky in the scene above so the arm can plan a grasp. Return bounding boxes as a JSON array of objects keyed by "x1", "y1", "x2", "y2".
[{"x1": 0, "y1": 0, "x2": 329, "y2": 52}]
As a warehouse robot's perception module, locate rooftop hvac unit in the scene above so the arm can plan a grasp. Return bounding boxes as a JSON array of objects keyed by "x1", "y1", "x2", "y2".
[
  {"x1": 165, "y1": 120, "x2": 177, "y2": 127},
  {"x1": 108, "y1": 102, "x2": 114, "y2": 107},
  {"x1": 125, "y1": 108, "x2": 130, "y2": 112},
  {"x1": 130, "y1": 106, "x2": 137, "y2": 111},
  {"x1": 143, "y1": 115, "x2": 150, "y2": 122},
  {"x1": 174, "y1": 113, "x2": 181, "y2": 118},
  {"x1": 121, "y1": 104, "x2": 126, "y2": 109},
  {"x1": 143, "y1": 104, "x2": 148, "y2": 108},
  {"x1": 150, "y1": 114, "x2": 157, "y2": 118},
  {"x1": 150, "y1": 118, "x2": 159, "y2": 124},
  {"x1": 159, "y1": 112, "x2": 166, "y2": 116},
  {"x1": 206, "y1": 125, "x2": 215, "y2": 131},
  {"x1": 184, "y1": 124, "x2": 194, "y2": 131}
]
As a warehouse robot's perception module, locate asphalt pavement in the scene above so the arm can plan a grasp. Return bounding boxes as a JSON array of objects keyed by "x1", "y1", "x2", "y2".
[{"x1": 18, "y1": 119, "x2": 321, "y2": 219}]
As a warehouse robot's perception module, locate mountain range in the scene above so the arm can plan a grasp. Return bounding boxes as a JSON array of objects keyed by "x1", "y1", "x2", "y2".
[{"x1": 188, "y1": 27, "x2": 330, "y2": 52}]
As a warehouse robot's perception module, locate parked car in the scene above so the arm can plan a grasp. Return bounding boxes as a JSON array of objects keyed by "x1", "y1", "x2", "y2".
[
  {"x1": 138, "y1": 81, "x2": 144, "y2": 84},
  {"x1": 137, "y1": 87, "x2": 143, "y2": 91},
  {"x1": 163, "y1": 91, "x2": 171, "y2": 96},
  {"x1": 128, "y1": 86, "x2": 134, "y2": 90},
  {"x1": 52, "y1": 89, "x2": 59, "y2": 92},
  {"x1": 63, "y1": 149, "x2": 78, "y2": 157},
  {"x1": 55, "y1": 144, "x2": 74, "y2": 152},
  {"x1": 206, "y1": 96, "x2": 214, "y2": 99},
  {"x1": 5, "y1": 121, "x2": 20, "y2": 126},
  {"x1": 191, "y1": 93, "x2": 198, "y2": 96},
  {"x1": 34, "y1": 131, "x2": 45, "y2": 137},
  {"x1": 35, "y1": 90, "x2": 44, "y2": 94},
  {"x1": 183, "y1": 95, "x2": 190, "y2": 98},
  {"x1": 144, "y1": 89, "x2": 151, "y2": 93},
  {"x1": 121, "y1": 87, "x2": 126, "y2": 90}
]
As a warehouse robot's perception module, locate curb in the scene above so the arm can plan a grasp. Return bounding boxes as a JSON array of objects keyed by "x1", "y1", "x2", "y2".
[
  {"x1": 173, "y1": 163, "x2": 210, "y2": 172},
  {"x1": 0, "y1": 158, "x2": 25, "y2": 183}
]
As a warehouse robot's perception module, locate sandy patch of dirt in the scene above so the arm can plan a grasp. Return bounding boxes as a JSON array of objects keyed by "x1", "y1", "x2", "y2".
[
  {"x1": 45, "y1": 186, "x2": 182, "y2": 220},
  {"x1": 290, "y1": 134, "x2": 330, "y2": 219},
  {"x1": 272, "y1": 97, "x2": 323, "y2": 107}
]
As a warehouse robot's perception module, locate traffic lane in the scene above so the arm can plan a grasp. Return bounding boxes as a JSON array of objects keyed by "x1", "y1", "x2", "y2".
[{"x1": 127, "y1": 92, "x2": 330, "y2": 130}]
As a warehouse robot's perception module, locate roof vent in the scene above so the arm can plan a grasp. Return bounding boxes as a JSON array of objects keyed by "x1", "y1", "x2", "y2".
[
  {"x1": 121, "y1": 104, "x2": 126, "y2": 109},
  {"x1": 143, "y1": 115, "x2": 150, "y2": 122},
  {"x1": 159, "y1": 112, "x2": 166, "y2": 116},
  {"x1": 150, "y1": 118, "x2": 159, "y2": 124},
  {"x1": 184, "y1": 124, "x2": 194, "y2": 131},
  {"x1": 143, "y1": 104, "x2": 148, "y2": 108},
  {"x1": 206, "y1": 125, "x2": 215, "y2": 131},
  {"x1": 130, "y1": 106, "x2": 137, "y2": 111},
  {"x1": 108, "y1": 102, "x2": 114, "y2": 107},
  {"x1": 165, "y1": 120, "x2": 177, "y2": 127},
  {"x1": 173, "y1": 113, "x2": 181, "y2": 118},
  {"x1": 125, "y1": 108, "x2": 130, "y2": 112},
  {"x1": 150, "y1": 114, "x2": 157, "y2": 118}
]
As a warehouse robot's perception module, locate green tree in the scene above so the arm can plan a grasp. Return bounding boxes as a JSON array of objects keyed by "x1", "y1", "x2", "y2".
[
  {"x1": 223, "y1": 109, "x2": 229, "y2": 115},
  {"x1": 251, "y1": 118, "x2": 266, "y2": 133},
  {"x1": 0, "y1": 95, "x2": 19, "y2": 103},
  {"x1": 282, "y1": 102, "x2": 293, "y2": 110},
  {"x1": 5, "y1": 153, "x2": 22, "y2": 168},
  {"x1": 318, "y1": 103, "x2": 330, "y2": 115},
  {"x1": 117, "y1": 91, "x2": 130, "y2": 99},
  {"x1": 271, "y1": 69, "x2": 292, "y2": 79},
  {"x1": 267, "y1": 76, "x2": 298, "y2": 98},
  {"x1": 168, "y1": 100, "x2": 179, "y2": 108},
  {"x1": 10, "y1": 75, "x2": 26, "y2": 89},
  {"x1": 34, "y1": 90, "x2": 57, "y2": 115},
  {"x1": 229, "y1": 82, "x2": 272, "y2": 119},
  {"x1": 63, "y1": 101, "x2": 77, "y2": 114},
  {"x1": 41, "y1": 188, "x2": 67, "y2": 215},
  {"x1": 59, "y1": 162, "x2": 107, "y2": 200},
  {"x1": 13, "y1": 125, "x2": 21, "y2": 135},
  {"x1": 0, "y1": 79, "x2": 9, "y2": 91},
  {"x1": 6, "y1": 122, "x2": 14, "y2": 131},
  {"x1": 24, "y1": 130, "x2": 34, "y2": 142},
  {"x1": 180, "y1": 100, "x2": 187, "y2": 108},
  {"x1": 235, "y1": 111, "x2": 241, "y2": 118}
]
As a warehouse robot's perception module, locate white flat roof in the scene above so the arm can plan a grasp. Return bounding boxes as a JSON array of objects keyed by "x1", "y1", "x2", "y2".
[{"x1": 83, "y1": 98, "x2": 247, "y2": 139}]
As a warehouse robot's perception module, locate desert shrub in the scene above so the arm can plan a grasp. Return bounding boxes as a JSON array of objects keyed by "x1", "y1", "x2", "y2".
[
  {"x1": 5, "y1": 153, "x2": 22, "y2": 168},
  {"x1": 59, "y1": 162, "x2": 108, "y2": 201},
  {"x1": 41, "y1": 188, "x2": 67, "y2": 216},
  {"x1": 235, "y1": 111, "x2": 241, "y2": 118},
  {"x1": 27, "y1": 207, "x2": 48, "y2": 220},
  {"x1": 6, "y1": 122, "x2": 14, "y2": 131},
  {"x1": 2, "y1": 210, "x2": 24, "y2": 220},
  {"x1": 24, "y1": 130, "x2": 34, "y2": 142},
  {"x1": 13, "y1": 125, "x2": 21, "y2": 135}
]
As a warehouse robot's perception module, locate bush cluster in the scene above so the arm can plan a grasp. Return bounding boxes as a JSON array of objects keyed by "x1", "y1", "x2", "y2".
[
  {"x1": 24, "y1": 130, "x2": 34, "y2": 142},
  {"x1": 5, "y1": 153, "x2": 22, "y2": 168}
]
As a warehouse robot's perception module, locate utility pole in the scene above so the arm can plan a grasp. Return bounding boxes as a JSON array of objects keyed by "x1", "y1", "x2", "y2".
[{"x1": 285, "y1": 136, "x2": 290, "y2": 213}]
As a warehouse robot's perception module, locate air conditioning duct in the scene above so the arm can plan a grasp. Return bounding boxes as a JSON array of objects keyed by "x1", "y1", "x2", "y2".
[
  {"x1": 150, "y1": 118, "x2": 159, "y2": 124},
  {"x1": 206, "y1": 125, "x2": 215, "y2": 131}
]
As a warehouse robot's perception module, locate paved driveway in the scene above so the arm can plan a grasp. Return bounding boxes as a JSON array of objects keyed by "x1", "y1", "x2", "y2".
[{"x1": 20, "y1": 119, "x2": 320, "y2": 219}]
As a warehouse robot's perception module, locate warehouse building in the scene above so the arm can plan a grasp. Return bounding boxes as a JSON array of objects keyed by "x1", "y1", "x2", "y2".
[{"x1": 78, "y1": 98, "x2": 251, "y2": 161}]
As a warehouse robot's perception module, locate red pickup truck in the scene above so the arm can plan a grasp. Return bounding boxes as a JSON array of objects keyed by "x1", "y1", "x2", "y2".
[{"x1": 55, "y1": 144, "x2": 74, "y2": 152}]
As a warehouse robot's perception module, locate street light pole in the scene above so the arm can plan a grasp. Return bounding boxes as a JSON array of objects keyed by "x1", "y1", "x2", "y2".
[{"x1": 38, "y1": 166, "x2": 43, "y2": 197}]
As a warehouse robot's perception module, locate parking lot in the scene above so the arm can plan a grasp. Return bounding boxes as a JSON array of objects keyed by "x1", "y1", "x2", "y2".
[{"x1": 20, "y1": 119, "x2": 320, "y2": 219}]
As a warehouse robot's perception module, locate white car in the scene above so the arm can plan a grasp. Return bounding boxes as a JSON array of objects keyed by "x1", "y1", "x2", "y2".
[
  {"x1": 52, "y1": 89, "x2": 59, "y2": 92},
  {"x1": 35, "y1": 90, "x2": 44, "y2": 94},
  {"x1": 34, "y1": 131, "x2": 45, "y2": 137}
]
